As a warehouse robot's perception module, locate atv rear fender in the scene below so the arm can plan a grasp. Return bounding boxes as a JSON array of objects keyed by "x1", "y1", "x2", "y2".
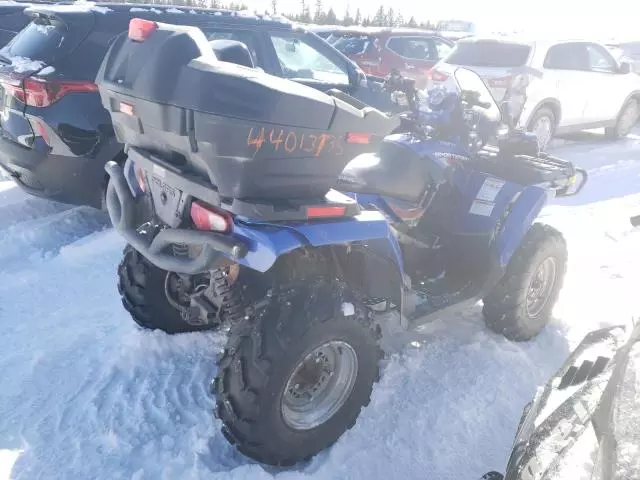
[{"x1": 105, "y1": 159, "x2": 406, "y2": 306}]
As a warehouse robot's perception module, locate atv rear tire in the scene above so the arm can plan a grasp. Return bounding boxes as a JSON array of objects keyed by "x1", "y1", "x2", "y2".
[
  {"x1": 213, "y1": 281, "x2": 382, "y2": 466},
  {"x1": 482, "y1": 224, "x2": 567, "y2": 341},
  {"x1": 117, "y1": 245, "x2": 214, "y2": 334}
]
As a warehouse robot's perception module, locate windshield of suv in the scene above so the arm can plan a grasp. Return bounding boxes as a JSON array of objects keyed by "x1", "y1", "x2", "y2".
[
  {"x1": 270, "y1": 33, "x2": 350, "y2": 85},
  {"x1": 446, "y1": 41, "x2": 532, "y2": 67}
]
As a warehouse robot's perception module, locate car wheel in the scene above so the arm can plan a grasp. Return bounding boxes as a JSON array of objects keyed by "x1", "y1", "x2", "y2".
[
  {"x1": 527, "y1": 107, "x2": 556, "y2": 151},
  {"x1": 605, "y1": 99, "x2": 639, "y2": 139}
]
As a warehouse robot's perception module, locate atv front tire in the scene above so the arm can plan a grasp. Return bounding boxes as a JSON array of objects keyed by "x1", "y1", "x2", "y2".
[
  {"x1": 117, "y1": 245, "x2": 214, "y2": 334},
  {"x1": 482, "y1": 224, "x2": 567, "y2": 341},
  {"x1": 213, "y1": 281, "x2": 382, "y2": 466}
]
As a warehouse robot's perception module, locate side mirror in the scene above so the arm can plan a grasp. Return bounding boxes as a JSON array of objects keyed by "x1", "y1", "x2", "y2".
[
  {"x1": 619, "y1": 61, "x2": 632, "y2": 74},
  {"x1": 352, "y1": 68, "x2": 367, "y2": 88}
]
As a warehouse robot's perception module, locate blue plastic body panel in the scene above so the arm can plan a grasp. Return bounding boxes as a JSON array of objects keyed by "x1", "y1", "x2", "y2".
[{"x1": 228, "y1": 210, "x2": 405, "y2": 277}]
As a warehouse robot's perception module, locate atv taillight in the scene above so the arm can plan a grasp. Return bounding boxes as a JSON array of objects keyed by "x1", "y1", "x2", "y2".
[
  {"x1": 191, "y1": 201, "x2": 232, "y2": 233},
  {"x1": 345, "y1": 132, "x2": 372, "y2": 144},
  {"x1": 119, "y1": 101, "x2": 135, "y2": 116},
  {"x1": 306, "y1": 206, "x2": 347, "y2": 218},
  {"x1": 2, "y1": 78, "x2": 98, "y2": 107},
  {"x1": 129, "y1": 18, "x2": 158, "y2": 42},
  {"x1": 134, "y1": 163, "x2": 147, "y2": 193}
]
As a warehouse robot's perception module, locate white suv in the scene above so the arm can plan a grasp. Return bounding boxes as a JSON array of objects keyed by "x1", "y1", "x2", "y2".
[{"x1": 428, "y1": 37, "x2": 640, "y2": 149}]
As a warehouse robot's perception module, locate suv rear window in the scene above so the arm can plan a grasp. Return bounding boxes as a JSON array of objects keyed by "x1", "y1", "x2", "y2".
[
  {"x1": 333, "y1": 35, "x2": 374, "y2": 56},
  {"x1": 445, "y1": 41, "x2": 531, "y2": 67},
  {"x1": 3, "y1": 16, "x2": 89, "y2": 64}
]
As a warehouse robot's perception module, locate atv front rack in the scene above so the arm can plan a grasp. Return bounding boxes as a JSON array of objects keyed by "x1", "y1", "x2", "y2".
[
  {"x1": 529, "y1": 152, "x2": 588, "y2": 197},
  {"x1": 477, "y1": 148, "x2": 588, "y2": 196}
]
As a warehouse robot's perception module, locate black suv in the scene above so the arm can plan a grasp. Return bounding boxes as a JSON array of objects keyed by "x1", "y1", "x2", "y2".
[{"x1": 0, "y1": 3, "x2": 396, "y2": 209}]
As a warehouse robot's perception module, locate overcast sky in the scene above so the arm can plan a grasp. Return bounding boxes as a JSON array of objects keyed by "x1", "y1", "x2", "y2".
[{"x1": 245, "y1": 0, "x2": 637, "y2": 41}]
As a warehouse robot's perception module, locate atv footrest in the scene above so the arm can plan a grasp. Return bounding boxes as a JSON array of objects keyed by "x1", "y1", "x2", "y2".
[{"x1": 105, "y1": 160, "x2": 248, "y2": 275}]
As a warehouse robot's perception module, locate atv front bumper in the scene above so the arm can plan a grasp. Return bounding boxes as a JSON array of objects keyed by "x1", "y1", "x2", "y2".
[{"x1": 104, "y1": 160, "x2": 248, "y2": 275}]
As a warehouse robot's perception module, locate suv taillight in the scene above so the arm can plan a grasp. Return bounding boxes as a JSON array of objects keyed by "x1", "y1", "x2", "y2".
[
  {"x1": 2, "y1": 78, "x2": 98, "y2": 107},
  {"x1": 427, "y1": 69, "x2": 449, "y2": 82},
  {"x1": 487, "y1": 76, "x2": 514, "y2": 88}
]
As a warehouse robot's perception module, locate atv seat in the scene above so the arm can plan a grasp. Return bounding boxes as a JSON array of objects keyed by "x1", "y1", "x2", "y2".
[
  {"x1": 327, "y1": 88, "x2": 400, "y2": 135},
  {"x1": 209, "y1": 39, "x2": 255, "y2": 69},
  {"x1": 337, "y1": 139, "x2": 431, "y2": 204}
]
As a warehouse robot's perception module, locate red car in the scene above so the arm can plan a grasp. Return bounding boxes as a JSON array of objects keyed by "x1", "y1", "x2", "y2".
[{"x1": 331, "y1": 27, "x2": 454, "y2": 89}]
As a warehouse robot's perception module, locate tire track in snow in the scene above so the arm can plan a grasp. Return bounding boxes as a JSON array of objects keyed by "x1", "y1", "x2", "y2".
[
  {"x1": 0, "y1": 206, "x2": 109, "y2": 269},
  {"x1": 0, "y1": 196, "x2": 72, "y2": 230}
]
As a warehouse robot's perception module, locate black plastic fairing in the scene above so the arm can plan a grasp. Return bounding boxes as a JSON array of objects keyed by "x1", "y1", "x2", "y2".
[{"x1": 96, "y1": 21, "x2": 394, "y2": 202}]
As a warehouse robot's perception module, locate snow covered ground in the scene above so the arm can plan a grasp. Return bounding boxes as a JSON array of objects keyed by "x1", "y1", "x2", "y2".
[{"x1": 0, "y1": 129, "x2": 639, "y2": 480}]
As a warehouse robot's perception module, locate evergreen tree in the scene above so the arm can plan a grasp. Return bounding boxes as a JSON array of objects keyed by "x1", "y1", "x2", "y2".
[
  {"x1": 326, "y1": 7, "x2": 338, "y2": 24},
  {"x1": 407, "y1": 15, "x2": 418, "y2": 28},
  {"x1": 372, "y1": 5, "x2": 385, "y2": 26},
  {"x1": 343, "y1": 4, "x2": 352, "y2": 26},
  {"x1": 354, "y1": 7, "x2": 362, "y2": 25},
  {"x1": 313, "y1": 0, "x2": 323, "y2": 23},
  {"x1": 271, "y1": 0, "x2": 277, "y2": 14},
  {"x1": 386, "y1": 7, "x2": 394, "y2": 27}
]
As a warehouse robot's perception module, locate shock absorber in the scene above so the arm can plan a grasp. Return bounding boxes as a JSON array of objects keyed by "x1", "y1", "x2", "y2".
[
  {"x1": 172, "y1": 242, "x2": 189, "y2": 257},
  {"x1": 211, "y1": 266, "x2": 244, "y2": 325}
]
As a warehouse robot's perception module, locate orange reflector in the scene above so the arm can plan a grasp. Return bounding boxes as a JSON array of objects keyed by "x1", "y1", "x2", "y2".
[
  {"x1": 345, "y1": 132, "x2": 372, "y2": 144},
  {"x1": 119, "y1": 102, "x2": 135, "y2": 116},
  {"x1": 128, "y1": 18, "x2": 158, "y2": 42},
  {"x1": 306, "y1": 206, "x2": 347, "y2": 218}
]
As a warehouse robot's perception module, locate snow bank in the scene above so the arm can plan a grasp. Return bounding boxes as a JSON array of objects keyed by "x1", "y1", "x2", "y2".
[{"x1": 0, "y1": 128, "x2": 639, "y2": 479}]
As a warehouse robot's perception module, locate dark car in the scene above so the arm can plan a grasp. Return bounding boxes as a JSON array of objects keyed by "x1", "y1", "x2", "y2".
[{"x1": 0, "y1": 3, "x2": 397, "y2": 209}]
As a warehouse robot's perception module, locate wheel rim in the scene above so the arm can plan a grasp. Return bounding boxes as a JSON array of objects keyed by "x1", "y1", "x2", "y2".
[
  {"x1": 618, "y1": 102, "x2": 639, "y2": 136},
  {"x1": 525, "y1": 257, "x2": 557, "y2": 318},
  {"x1": 281, "y1": 340, "x2": 358, "y2": 431},
  {"x1": 532, "y1": 116, "x2": 552, "y2": 149}
]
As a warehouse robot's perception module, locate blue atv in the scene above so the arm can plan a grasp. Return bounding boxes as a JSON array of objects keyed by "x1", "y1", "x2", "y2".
[{"x1": 98, "y1": 20, "x2": 587, "y2": 466}]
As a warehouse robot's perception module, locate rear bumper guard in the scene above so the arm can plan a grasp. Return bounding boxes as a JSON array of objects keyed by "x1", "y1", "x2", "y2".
[{"x1": 104, "y1": 160, "x2": 248, "y2": 275}]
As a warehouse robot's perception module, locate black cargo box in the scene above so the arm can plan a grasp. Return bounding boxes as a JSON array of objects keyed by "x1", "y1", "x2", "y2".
[{"x1": 96, "y1": 21, "x2": 394, "y2": 201}]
